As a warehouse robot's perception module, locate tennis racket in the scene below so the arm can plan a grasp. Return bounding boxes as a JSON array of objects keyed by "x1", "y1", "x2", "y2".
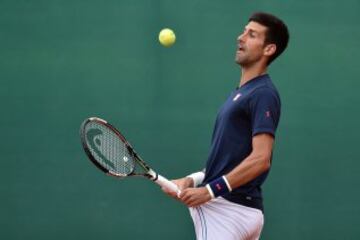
[{"x1": 80, "y1": 117, "x2": 180, "y2": 195}]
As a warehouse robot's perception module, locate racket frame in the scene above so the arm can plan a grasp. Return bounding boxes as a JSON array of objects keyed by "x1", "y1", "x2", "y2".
[{"x1": 80, "y1": 117, "x2": 169, "y2": 183}]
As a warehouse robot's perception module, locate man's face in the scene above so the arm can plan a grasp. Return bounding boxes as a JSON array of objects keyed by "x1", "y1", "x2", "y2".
[{"x1": 235, "y1": 21, "x2": 268, "y2": 66}]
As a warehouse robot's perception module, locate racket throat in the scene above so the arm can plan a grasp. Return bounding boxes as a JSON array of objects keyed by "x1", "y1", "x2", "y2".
[{"x1": 146, "y1": 169, "x2": 158, "y2": 181}]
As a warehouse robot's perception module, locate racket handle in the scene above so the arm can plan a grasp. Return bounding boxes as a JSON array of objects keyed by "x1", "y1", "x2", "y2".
[{"x1": 155, "y1": 174, "x2": 181, "y2": 195}]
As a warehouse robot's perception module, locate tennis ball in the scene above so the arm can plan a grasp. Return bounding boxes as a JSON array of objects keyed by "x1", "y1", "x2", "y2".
[{"x1": 159, "y1": 28, "x2": 176, "y2": 47}]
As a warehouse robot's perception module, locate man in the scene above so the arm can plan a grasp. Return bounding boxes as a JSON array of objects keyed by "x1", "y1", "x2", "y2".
[{"x1": 163, "y1": 12, "x2": 289, "y2": 240}]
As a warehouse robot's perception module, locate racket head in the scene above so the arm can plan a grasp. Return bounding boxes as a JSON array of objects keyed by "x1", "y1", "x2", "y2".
[{"x1": 80, "y1": 117, "x2": 140, "y2": 177}]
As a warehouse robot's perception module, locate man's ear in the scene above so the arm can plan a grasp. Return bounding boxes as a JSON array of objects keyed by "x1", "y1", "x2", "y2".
[{"x1": 264, "y1": 43, "x2": 276, "y2": 57}]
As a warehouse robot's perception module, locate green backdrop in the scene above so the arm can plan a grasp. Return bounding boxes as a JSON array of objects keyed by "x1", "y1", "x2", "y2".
[{"x1": 1, "y1": 0, "x2": 359, "y2": 239}]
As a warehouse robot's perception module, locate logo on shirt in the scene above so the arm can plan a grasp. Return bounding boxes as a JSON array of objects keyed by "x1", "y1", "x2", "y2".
[
  {"x1": 266, "y1": 111, "x2": 271, "y2": 118},
  {"x1": 216, "y1": 184, "x2": 222, "y2": 190},
  {"x1": 233, "y1": 93, "x2": 242, "y2": 101}
]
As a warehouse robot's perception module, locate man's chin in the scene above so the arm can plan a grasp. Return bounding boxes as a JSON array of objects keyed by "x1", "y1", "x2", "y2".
[{"x1": 235, "y1": 57, "x2": 245, "y2": 66}]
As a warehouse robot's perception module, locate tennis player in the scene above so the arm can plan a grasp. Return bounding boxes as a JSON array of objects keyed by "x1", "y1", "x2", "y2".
[{"x1": 163, "y1": 12, "x2": 289, "y2": 240}]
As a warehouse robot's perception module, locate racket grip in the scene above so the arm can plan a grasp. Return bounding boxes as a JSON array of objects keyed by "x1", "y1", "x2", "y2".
[{"x1": 155, "y1": 174, "x2": 181, "y2": 195}]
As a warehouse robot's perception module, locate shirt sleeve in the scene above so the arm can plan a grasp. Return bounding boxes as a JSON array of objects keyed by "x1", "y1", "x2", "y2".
[{"x1": 248, "y1": 87, "x2": 281, "y2": 137}]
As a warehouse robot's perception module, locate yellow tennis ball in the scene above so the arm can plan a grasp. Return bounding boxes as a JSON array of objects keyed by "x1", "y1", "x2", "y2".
[{"x1": 159, "y1": 28, "x2": 176, "y2": 47}]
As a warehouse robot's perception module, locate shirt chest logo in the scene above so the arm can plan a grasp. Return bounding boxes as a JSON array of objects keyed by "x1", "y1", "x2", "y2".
[{"x1": 233, "y1": 93, "x2": 242, "y2": 101}]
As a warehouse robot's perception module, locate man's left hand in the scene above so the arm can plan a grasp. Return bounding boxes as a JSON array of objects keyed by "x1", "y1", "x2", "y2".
[{"x1": 179, "y1": 187, "x2": 212, "y2": 207}]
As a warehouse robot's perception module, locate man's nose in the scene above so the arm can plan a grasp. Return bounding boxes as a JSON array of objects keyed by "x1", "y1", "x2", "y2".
[{"x1": 237, "y1": 33, "x2": 246, "y2": 43}]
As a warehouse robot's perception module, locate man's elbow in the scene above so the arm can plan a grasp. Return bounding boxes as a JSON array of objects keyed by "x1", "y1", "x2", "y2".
[{"x1": 258, "y1": 154, "x2": 271, "y2": 172}]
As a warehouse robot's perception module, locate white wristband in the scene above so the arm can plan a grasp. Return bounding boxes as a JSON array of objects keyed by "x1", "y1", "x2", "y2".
[{"x1": 186, "y1": 171, "x2": 205, "y2": 187}]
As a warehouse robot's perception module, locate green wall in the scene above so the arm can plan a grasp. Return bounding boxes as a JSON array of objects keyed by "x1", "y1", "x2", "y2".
[{"x1": 1, "y1": 0, "x2": 359, "y2": 239}]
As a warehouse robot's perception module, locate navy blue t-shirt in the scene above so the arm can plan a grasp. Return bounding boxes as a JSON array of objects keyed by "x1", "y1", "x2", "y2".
[{"x1": 202, "y1": 74, "x2": 281, "y2": 211}]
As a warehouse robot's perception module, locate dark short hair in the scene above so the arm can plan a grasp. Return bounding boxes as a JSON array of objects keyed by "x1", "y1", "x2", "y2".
[{"x1": 249, "y1": 12, "x2": 289, "y2": 65}]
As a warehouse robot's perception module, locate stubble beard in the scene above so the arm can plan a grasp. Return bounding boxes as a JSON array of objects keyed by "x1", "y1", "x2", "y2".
[{"x1": 235, "y1": 51, "x2": 251, "y2": 67}]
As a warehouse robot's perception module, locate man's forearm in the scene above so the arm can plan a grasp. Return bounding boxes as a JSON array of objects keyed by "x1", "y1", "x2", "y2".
[{"x1": 225, "y1": 152, "x2": 270, "y2": 190}]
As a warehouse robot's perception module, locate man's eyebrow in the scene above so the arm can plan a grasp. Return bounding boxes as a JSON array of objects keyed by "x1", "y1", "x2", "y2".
[{"x1": 245, "y1": 27, "x2": 260, "y2": 34}]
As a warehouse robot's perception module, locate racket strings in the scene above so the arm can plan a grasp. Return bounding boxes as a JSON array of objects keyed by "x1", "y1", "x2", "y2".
[{"x1": 85, "y1": 122, "x2": 135, "y2": 175}]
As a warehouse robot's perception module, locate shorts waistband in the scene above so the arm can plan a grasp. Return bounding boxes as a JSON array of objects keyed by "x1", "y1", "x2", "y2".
[{"x1": 222, "y1": 194, "x2": 264, "y2": 212}]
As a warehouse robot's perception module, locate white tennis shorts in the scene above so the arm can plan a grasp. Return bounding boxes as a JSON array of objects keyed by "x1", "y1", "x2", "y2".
[{"x1": 189, "y1": 197, "x2": 264, "y2": 240}]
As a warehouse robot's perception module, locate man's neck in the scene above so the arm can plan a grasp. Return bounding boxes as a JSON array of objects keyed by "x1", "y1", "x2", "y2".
[{"x1": 239, "y1": 64, "x2": 268, "y2": 87}]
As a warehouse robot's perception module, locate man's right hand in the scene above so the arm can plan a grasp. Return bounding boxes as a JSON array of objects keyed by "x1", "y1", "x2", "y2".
[{"x1": 162, "y1": 177, "x2": 194, "y2": 200}]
